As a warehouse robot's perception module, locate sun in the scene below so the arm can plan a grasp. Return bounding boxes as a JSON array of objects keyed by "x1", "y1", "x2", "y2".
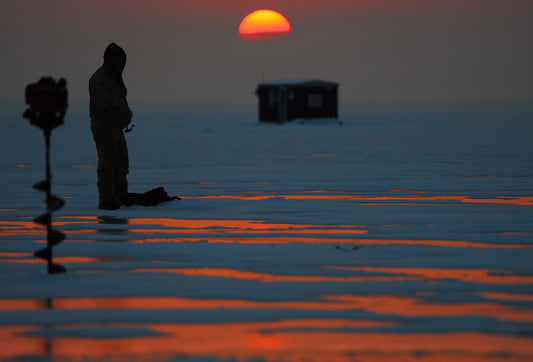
[{"x1": 239, "y1": 9, "x2": 291, "y2": 41}]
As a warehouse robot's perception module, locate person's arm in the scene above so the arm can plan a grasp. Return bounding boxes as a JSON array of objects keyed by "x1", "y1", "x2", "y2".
[{"x1": 116, "y1": 84, "x2": 132, "y2": 128}]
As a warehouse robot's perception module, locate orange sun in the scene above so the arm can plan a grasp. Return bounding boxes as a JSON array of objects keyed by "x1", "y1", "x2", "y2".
[{"x1": 239, "y1": 9, "x2": 291, "y2": 41}]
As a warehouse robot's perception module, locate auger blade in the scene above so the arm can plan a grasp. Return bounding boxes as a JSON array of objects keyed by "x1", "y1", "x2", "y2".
[
  {"x1": 34, "y1": 247, "x2": 51, "y2": 260},
  {"x1": 33, "y1": 179, "x2": 50, "y2": 192},
  {"x1": 47, "y1": 196, "x2": 65, "y2": 212},
  {"x1": 34, "y1": 213, "x2": 51, "y2": 226},
  {"x1": 49, "y1": 263, "x2": 66, "y2": 274},
  {"x1": 49, "y1": 229, "x2": 66, "y2": 245}
]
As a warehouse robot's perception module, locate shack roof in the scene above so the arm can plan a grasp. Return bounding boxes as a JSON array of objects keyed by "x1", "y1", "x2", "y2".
[{"x1": 257, "y1": 79, "x2": 339, "y2": 88}]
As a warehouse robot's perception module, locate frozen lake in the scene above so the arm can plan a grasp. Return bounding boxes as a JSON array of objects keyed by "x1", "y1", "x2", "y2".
[{"x1": 1, "y1": 100, "x2": 533, "y2": 361}]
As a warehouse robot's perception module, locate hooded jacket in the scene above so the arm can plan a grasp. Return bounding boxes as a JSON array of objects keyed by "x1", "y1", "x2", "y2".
[{"x1": 89, "y1": 43, "x2": 132, "y2": 128}]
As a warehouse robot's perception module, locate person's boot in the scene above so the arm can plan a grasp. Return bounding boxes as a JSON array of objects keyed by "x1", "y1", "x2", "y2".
[{"x1": 99, "y1": 197, "x2": 121, "y2": 210}]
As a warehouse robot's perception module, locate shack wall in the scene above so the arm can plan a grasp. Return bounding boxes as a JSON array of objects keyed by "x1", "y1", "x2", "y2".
[{"x1": 256, "y1": 82, "x2": 338, "y2": 122}]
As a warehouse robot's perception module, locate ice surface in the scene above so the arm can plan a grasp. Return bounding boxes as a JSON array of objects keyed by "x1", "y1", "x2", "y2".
[{"x1": 1, "y1": 100, "x2": 532, "y2": 361}]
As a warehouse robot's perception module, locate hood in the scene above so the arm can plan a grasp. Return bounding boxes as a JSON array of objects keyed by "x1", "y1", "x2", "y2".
[{"x1": 103, "y1": 42, "x2": 127, "y2": 75}]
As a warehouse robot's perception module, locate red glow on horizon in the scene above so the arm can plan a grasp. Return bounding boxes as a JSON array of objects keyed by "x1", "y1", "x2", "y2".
[{"x1": 239, "y1": 9, "x2": 291, "y2": 40}]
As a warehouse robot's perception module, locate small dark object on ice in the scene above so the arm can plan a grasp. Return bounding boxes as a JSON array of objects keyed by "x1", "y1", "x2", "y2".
[
  {"x1": 335, "y1": 245, "x2": 347, "y2": 252},
  {"x1": 122, "y1": 187, "x2": 180, "y2": 207}
]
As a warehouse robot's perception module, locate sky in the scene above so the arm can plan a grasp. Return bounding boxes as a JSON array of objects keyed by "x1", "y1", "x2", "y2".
[{"x1": 1, "y1": 0, "x2": 533, "y2": 105}]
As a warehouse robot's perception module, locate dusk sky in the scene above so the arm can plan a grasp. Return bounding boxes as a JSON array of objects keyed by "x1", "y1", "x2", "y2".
[{"x1": 2, "y1": 0, "x2": 532, "y2": 104}]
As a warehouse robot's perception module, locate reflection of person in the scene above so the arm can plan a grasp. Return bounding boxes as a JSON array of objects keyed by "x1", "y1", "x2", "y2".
[{"x1": 89, "y1": 43, "x2": 132, "y2": 210}]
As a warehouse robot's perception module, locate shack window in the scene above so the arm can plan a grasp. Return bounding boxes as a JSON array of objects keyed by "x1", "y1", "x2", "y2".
[{"x1": 308, "y1": 94, "x2": 323, "y2": 108}]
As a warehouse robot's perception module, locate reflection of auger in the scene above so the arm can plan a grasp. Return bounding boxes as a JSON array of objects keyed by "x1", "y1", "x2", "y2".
[{"x1": 23, "y1": 77, "x2": 68, "y2": 274}]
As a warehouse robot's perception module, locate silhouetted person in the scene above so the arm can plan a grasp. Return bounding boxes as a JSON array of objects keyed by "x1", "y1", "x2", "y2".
[{"x1": 89, "y1": 42, "x2": 132, "y2": 210}]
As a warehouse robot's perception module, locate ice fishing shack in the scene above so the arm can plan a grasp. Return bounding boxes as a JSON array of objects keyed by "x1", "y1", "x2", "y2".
[{"x1": 255, "y1": 79, "x2": 339, "y2": 123}]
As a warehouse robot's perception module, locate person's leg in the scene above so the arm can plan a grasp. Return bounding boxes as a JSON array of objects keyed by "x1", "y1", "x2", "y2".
[
  {"x1": 91, "y1": 122, "x2": 121, "y2": 209},
  {"x1": 114, "y1": 131, "x2": 129, "y2": 203}
]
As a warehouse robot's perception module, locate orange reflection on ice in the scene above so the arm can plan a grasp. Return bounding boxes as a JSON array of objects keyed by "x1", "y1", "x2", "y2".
[
  {"x1": 0, "y1": 296, "x2": 354, "y2": 312},
  {"x1": 481, "y1": 292, "x2": 533, "y2": 302},
  {"x1": 130, "y1": 267, "x2": 413, "y2": 283},
  {"x1": 131, "y1": 236, "x2": 530, "y2": 249},
  {"x1": 127, "y1": 218, "x2": 367, "y2": 235},
  {"x1": 462, "y1": 196, "x2": 533, "y2": 206},
  {"x1": 6, "y1": 256, "x2": 111, "y2": 264},
  {"x1": 0, "y1": 326, "x2": 48, "y2": 361},
  {"x1": 128, "y1": 228, "x2": 368, "y2": 236},
  {"x1": 0, "y1": 300, "x2": 48, "y2": 312},
  {"x1": 57, "y1": 216, "x2": 99, "y2": 220},
  {"x1": 2, "y1": 217, "x2": 527, "y2": 250},
  {"x1": 334, "y1": 266, "x2": 533, "y2": 284},
  {"x1": 0, "y1": 219, "x2": 97, "y2": 237},
  {"x1": 1, "y1": 323, "x2": 533, "y2": 362},
  {"x1": 324, "y1": 295, "x2": 533, "y2": 322},
  {"x1": 0, "y1": 252, "x2": 33, "y2": 257},
  {"x1": 1, "y1": 295, "x2": 531, "y2": 323},
  {"x1": 0, "y1": 220, "x2": 43, "y2": 236},
  {"x1": 128, "y1": 218, "x2": 363, "y2": 230}
]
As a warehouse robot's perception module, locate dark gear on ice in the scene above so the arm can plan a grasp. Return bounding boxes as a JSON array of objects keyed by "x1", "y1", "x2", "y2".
[{"x1": 89, "y1": 42, "x2": 132, "y2": 210}]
